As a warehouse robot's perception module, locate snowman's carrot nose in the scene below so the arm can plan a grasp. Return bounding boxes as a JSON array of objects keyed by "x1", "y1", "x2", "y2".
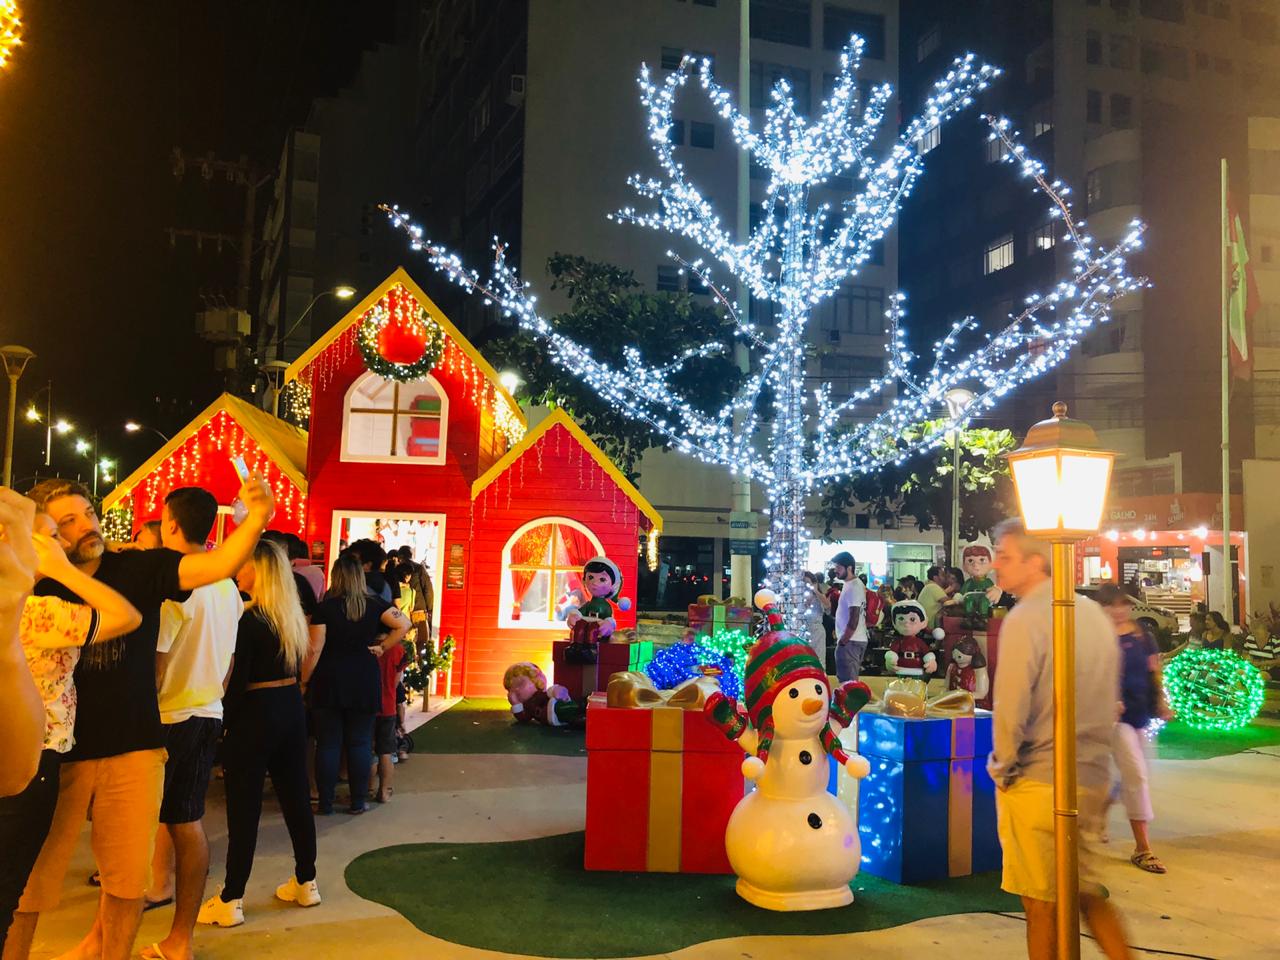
[{"x1": 802, "y1": 698, "x2": 823, "y2": 716}]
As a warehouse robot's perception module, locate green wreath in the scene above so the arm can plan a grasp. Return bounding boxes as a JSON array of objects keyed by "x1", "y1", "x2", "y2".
[{"x1": 357, "y1": 300, "x2": 447, "y2": 383}]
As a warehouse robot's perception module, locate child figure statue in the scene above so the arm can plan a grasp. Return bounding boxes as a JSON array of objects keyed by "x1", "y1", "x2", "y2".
[
  {"x1": 885, "y1": 600, "x2": 944, "y2": 680},
  {"x1": 562, "y1": 556, "x2": 633, "y2": 659},
  {"x1": 958, "y1": 545, "x2": 1003, "y2": 625}
]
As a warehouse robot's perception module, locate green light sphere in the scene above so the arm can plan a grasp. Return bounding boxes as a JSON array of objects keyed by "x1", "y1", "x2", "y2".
[{"x1": 1163, "y1": 648, "x2": 1265, "y2": 732}]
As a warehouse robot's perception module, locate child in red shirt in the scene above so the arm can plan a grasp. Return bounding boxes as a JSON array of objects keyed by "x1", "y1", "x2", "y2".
[{"x1": 373, "y1": 642, "x2": 407, "y2": 803}]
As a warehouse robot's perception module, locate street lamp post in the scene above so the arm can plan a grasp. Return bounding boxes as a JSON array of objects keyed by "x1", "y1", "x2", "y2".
[
  {"x1": 1004, "y1": 402, "x2": 1115, "y2": 960},
  {"x1": 944, "y1": 387, "x2": 976, "y2": 567},
  {"x1": 124, "y1": 421, "x2": 171, "y2": 444},
  {"x1": 272, "y1": 285, "x2": 356, "y2": 362},
  {"x1": 1, "y1": 344, "x2": 35, "y2": 488}
]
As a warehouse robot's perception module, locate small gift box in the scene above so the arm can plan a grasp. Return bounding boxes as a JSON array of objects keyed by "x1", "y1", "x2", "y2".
[
  {"x1": 584, "y1": 674, "x2": 744, "y2": 874},
  {"x1": 687, "y1": 598, "x2": 753, "y2": 639},
  {"x1": 854, "y1": 706, "x2": 1001, "y2": 884},
  {"x1": 552, "y1": 639, "x2": 654, "y2": 700}
]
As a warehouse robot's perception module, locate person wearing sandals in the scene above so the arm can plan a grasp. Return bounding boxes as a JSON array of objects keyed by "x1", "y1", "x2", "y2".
[
  {"x1": 307, "y1": 554, "x2": 409, "y2": 815},
  {"x1": 1096, "y1": 583, "x2": 1171, "y2": 875},
  {"x1": 198, "y1": 540, "x2": 317, "y2": 929}
]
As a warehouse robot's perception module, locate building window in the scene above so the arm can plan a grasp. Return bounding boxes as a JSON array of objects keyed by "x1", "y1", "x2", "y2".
[
  {"x1": 1030, "y1": 102, "x2": 1053, "y2": 137},
  {"x1": 1109, "y1": 34, "x2": 1136, "y2": 70},
  {"x1": 917, "y1": 23, "x2": 941, "y2": 61},
  {"x1": 827, "y1": 284, "x2": 885, "y2": 335},
  {"x1": 819, "y1": 354, "x2": 885, "y2": 398},
  {"x1": 692, "y1": 0, "x2": 718, "y2": 6},
  {"x1": 1086, "y1": 30, "x2": 1103, "y2": 65},
  {"x1": 750, "y1": 0, "x2": 811, "y2": 47},
  {"x1": 669, "y1": 118, "x2": 686, "y2": 144},
  {"x1": 1140, "y1": 0, "x2": 1185, "y2": 22},
  {"x1": 342, "y1": 371, "x2": 448, "y2": 465},
  {"x1": 917, "y1": 124, "x2": 941, "y2": 154},
  {"x1": 1111, "y1": 93, "x2": 1133, "y2": 128},
  {"x1": 984, "y1": 235, "x2": 1014, "y2": 274},
  {"x1": 657, "y1": 265, "x2": 682, "y2": 292},
  {"x1": 1086, "y1": 89, "x2": 1103, "y2": 124},
  {"x1": 1087, "y1": 169, "x2": 1104, "y2": 209},
  {"x1": 470, "y1": 91, "x2": 491, "y2": 141},
  {"x1": 661, "y1": 46, "x2": 684, "y2": 70},
  {"x1": 751, "y1": 61, "x2": 812, "y2": 113},
  {"x1": 823, "y1": 7, "x2": 885, "y2": 58},
  {"x1": 500, "y1": 518, "x2": 603, "y2": 629},
  {"x1": 985, "y1": 136, "x2": 1010, "y2": 163},
  {"x1": 1142, "y1": 42, "x2": 1189, "y2": 79},
  {"x1": 1030, "y1": 221, "x2": 1056, "y2": 253},
  {"x1": 689, "y1": 120, "x2": 716, "y2": 149}
]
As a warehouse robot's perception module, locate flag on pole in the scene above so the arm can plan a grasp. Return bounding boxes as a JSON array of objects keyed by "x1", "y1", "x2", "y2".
[{"x1": 1226, "y1": 193, "x2": 1259, "y2": 379}]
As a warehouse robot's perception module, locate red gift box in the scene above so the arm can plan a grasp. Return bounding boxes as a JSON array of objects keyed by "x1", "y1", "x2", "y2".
[
  {"x1": 584, "y1": 689, "x2": 744, "y2": 873},
  {"x1": 687, "y1": 602, "x2": 753, "y2": 638},
  {"x1": 551, "y1": 640, "x2": 653, "y2": 699}
]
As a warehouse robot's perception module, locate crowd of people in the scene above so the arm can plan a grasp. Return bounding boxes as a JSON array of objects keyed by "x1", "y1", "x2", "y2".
[{"x1": 0, "y1": 477, "x2": 433, "y2": 960}]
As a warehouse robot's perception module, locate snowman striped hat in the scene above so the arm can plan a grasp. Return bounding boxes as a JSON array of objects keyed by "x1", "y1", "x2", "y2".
[{"x1": 741, "y1": 590, "x2": 832, "y2": 764}]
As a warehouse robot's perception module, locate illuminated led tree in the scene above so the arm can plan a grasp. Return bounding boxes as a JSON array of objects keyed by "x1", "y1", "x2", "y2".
[{"x1": 387, "y1": 39, "x2": 1146, "y2": 616}]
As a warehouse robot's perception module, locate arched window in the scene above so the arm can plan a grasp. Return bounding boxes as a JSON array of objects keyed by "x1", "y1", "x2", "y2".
[
  {"x1": 341, "y1": 370, "x2": 449, "y2": 464},
  {"x1": 499, "y1": 517, "x2": 603, "y2": 629}
]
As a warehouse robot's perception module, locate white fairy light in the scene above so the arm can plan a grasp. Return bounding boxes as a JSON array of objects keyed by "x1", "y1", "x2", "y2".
[{"x1": 384, "y1": 38, "x2": 1146, "y2": 619}]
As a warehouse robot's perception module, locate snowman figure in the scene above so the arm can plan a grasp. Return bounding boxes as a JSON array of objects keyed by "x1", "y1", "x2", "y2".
[{"x1": 704, "y1": 590, "x2": 873, "y2": 911}]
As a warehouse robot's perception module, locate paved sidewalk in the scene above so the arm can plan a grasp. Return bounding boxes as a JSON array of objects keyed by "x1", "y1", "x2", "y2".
[{"x1": 21, "y1": 721, "x2": 1280, "y2": 960}]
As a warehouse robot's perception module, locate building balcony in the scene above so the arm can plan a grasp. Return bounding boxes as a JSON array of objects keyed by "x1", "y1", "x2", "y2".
[{"x1": 1075, "y1": 347, "x2": 1144, "y2": 381}]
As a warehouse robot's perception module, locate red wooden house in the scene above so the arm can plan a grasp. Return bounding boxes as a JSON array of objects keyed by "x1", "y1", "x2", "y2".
[
  {"x1": 285, "y1": 269, "x2": 661, "y2": 696},
  {"x1": 102, "y1": 392, "x2": 308, "y2": 541}
]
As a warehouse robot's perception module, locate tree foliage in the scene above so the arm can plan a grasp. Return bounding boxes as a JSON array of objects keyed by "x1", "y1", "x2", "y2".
[
  {"x1": 818, "y1": 420, "x2": 1017, "y2": 560},
  {"x1": 481, "y1": 254, "x2": 742, "y2": 479}
]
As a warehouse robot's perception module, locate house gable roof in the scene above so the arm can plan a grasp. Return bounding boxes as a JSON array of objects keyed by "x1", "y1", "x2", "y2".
[
  {"x1": 471, "y1": 408, "x2": 662, "y2": 531},
  {"x1": 102, "y1": 393, "x2": 308, "y2": 513},
  {"x1": 283, "y1": 267, "x2": 525, "y2": 429}
]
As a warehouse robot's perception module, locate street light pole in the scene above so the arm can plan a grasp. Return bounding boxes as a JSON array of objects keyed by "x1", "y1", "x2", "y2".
[
  {"x1": 1005, "y1": 402, "x2": 1116, "y2": 960},
  {"x1": 274, "y1": 285, "x2": 357, "y2": 362},
  {"x1": 1, "y1": 345, "x2": 35, "y2": 488}
]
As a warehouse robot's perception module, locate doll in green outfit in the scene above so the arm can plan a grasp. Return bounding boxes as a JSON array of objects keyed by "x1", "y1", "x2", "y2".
[{"x1": 564, "y1": 556, "x2": 632, "y2": 645}]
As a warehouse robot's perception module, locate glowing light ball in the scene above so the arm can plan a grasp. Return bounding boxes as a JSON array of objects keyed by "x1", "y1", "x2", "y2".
[
  {"x1": 0, "y1": 2, "x2": 20, "y2": 70},
  {"x1": 1163, "y1": 648, "x2": 1265, "y2": 732}
]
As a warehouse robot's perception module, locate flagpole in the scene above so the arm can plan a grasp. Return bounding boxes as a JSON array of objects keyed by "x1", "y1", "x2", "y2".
[{"x1": 1221, "y1": 158, "x2": 1233, "y2": 623}]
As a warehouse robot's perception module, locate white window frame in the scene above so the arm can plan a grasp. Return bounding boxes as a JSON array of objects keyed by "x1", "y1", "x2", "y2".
[
  {"x1": 984, "y1": 234, "x2": 1015, "y2": 274},
  {"x1": 985, "y1": 137, "x2": 1010, "y2": 163},
  {"x1": 1030, "y1": 221, "x2": 1057, "y2": 253},
  {"x1": 917, "y1": 124, "x2": 941, "y2": 155},
  {"x1": 498, "y1": 516, "x2": 604, "y2": 630},
  {"x1": 340, "y1": 369, "x2": 450, "y2": 466}
]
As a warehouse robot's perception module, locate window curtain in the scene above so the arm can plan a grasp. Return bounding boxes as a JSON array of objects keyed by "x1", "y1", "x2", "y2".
[
  {"x1": 509, "y1": 523, "x2": 554, "y2": 611},
  {"x1": 556, "y1": 523, "x2": 597, "y2": 599}
]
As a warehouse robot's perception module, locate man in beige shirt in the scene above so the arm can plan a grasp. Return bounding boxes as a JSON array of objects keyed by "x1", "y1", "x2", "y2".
[{"x1": 987, "y1": 518, "x2": 1132, "y2": 960}]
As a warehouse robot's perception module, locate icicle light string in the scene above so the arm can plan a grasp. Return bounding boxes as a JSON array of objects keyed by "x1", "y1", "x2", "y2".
[{"x1": 383, "y1": 37, "x2": 1146, "y2": 618}]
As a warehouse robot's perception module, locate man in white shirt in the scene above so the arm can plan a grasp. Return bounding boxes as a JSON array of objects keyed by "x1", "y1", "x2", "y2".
[
  {"x1": 146, "y1": 488, "x2": 243, "y2": 960},
  {"x1": 830, "y1": 551, "x2": 868, "y2": 681},
  {"x1": 986, "y1": 518, "x2": 1132, "y2": 960}
]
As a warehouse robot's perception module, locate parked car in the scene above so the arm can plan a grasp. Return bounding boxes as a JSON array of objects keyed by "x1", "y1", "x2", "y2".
[{"x1": 1075, "y1": 584, "x2": 1179, "y2": 633}]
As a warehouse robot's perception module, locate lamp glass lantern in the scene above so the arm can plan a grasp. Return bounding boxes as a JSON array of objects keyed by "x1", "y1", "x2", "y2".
[{"x1": 1005, "y1": 401, "x2": 1116, "y2": 541}]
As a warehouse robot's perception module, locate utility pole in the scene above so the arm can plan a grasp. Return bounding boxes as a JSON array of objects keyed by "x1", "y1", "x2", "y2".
[
  {"x1": 166, "y1": 149, "x2": 270, "y2": 392},
  {"x1": 1, "y1": 345, "x2": 35, "y2": 489}
]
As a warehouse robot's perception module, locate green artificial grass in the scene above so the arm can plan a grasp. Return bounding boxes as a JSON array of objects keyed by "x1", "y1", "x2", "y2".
[
  {"x1": 1155, "y1": 719, "x2": 1280, "y2": 760},
  {"x1": 346, "y1": 832, "x2": 1019, "y2": 957},
  {"x1": 411, "y1": 698, "x2": 586, "y2": 756}
]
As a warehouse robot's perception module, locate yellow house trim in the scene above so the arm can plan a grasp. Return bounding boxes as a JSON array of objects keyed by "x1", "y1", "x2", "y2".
[
  {"x1": 471, "y1": 408, "x2": 662, "y2": 531},
  {"x1": 282, "y1": 266, "x2": 525, "y2": 427}
]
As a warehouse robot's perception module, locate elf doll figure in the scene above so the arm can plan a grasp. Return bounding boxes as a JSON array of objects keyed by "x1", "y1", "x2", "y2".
[
  {"x1": 563, "y1": 555, "x2": 632, "y2": 648},
  {"x1": 959, "y1": 545, "x2": 1003, "y2": 623},
  {"x1": 946, "y1": 636, "x2": 990, "y2": 701},
  {"x1": 885, "y1": 600, "x2": 944, "y2": 679}
]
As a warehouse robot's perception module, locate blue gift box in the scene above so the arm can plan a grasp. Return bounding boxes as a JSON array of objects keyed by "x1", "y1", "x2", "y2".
[{"x1": 854, "y1": 711, "x2": 1001, "y2": 884}]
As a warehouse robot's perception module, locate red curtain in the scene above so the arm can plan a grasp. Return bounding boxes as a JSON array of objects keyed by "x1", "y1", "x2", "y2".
[
  {"x1": 509, "y1": 523, "x2": 553, "y2": 614},
  {"x1": 555, "y1": 523, "x2": 597, "y2": 601}
]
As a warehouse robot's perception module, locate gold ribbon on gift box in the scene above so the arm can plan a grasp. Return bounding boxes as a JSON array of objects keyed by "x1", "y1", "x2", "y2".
[
  {"x1": 694, "y1": 595, "x2": 747, "y2": 607},
  {"x1": 604, "y1": 673, "x2": 716, "y2": 872}
]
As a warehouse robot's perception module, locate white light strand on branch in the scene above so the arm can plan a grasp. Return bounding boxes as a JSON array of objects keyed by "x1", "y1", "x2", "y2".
[{"x1": 384, "y1": 38, "x2": 1146, "y2": 619}]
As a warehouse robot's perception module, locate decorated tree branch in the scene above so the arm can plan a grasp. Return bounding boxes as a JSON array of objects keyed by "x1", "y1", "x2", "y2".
[{"x1": 385, "y1": 37, "x2": 1146, "y2": 618}]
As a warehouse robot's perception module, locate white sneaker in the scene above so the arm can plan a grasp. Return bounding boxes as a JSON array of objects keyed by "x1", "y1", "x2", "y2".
[
  {"x1": 275, "y1": 875, "x2": 322, "y2": 907},
  {"x1": 197, "y1": 892, "x2": 244, "y2": 927}
]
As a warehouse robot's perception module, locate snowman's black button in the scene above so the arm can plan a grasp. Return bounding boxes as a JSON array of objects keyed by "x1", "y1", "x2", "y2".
[
  {"x1": 799, "y1": 750, "x2": 812, "y2": 765},
  {"x1": 808, "y1": 812, "x2": 822, "y2": 829}
]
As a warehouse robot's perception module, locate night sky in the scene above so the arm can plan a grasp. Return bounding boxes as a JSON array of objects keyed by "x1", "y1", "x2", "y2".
[{"x1": 0, "y1": 2, "x2": 396, "y2": 486}]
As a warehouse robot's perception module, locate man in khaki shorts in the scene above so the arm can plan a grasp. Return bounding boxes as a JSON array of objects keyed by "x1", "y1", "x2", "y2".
[
  {"x1": 987, "y1": 518, "x2": 1132, "y2": 960},
  {"x1": 6, "y1": 477, "x2": 273, "y2": 960}
]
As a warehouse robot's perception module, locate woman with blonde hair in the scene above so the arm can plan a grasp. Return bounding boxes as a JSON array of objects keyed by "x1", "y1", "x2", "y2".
[
  {"x1": 307, "y1": 551, "x2": 409, "y2": 815},
  {"x1": 198, "y1": 540, "x2": 318, "y2": 928}
]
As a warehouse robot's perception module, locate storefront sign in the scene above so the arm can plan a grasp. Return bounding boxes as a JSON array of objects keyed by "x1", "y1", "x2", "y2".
[
  {"x1": 729, "y1": 538, "x2": 760, "y2": 556},
  {"x1": 446, "y1": 542, "x2": 465, "y2": 590}
]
